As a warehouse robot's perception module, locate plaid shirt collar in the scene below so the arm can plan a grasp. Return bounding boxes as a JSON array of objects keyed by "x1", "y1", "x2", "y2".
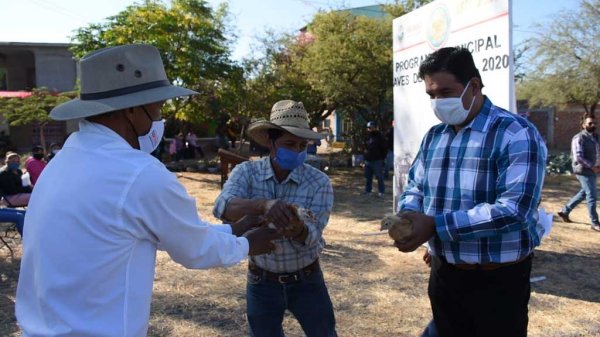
[
  {"x1": 439, "y1": 96, "x2": 493, "y2": 134},
  {"x1": 256, "y1": 157, "x2": 302, "y2": 185}
]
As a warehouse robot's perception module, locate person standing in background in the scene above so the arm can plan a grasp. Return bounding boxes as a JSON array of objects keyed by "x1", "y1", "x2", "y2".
[
  {"x1": 363, "y1": 121, "x2": 387, "y2": 197},
  {"x1": 384, "y1": 120, "x2": 394, "y2": 180},
  {"x1": 557, "y1": 112, "x2": 600, "y2": 232}
]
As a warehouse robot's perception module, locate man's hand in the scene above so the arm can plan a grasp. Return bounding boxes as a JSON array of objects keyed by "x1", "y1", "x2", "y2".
[
  {"x1": 423, "y1": 249, "x2": 432, "y2": 267},
  {"x1": 243, "y1": 227, "x2": 282, "y2": 256},
  {"x1": 263, "y1": 199, "x2": 295, "y2": 230},
  {"x1": 393, "y1": 212, "x2": 436, "y2": 253},
  {"x1": 593, "y1": 166, "x2": 600, "y2": 174},
  {"x1": 231, "y1": 215, "x2": 267, "y2": 237}
]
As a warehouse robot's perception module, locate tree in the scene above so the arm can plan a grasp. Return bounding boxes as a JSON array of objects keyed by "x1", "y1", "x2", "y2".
[
  {"x1": 0, "y1": 88, "x2": 75, "y2": 152},
  {"x1": 517, "y1": 0, "x2": 599, "y2": 114},
  {"x1": 295, "y1": 1, "x2": 431, "y2": 152},
  {"x1": 70, "y1": 0, "x2": 242, "y2": 124},
  {"x1": 241, "y1": 31, "x2": 330, "y2": 127},
  {"x1": 240, "y1": 1, "x2": 432, "y2": 151}
]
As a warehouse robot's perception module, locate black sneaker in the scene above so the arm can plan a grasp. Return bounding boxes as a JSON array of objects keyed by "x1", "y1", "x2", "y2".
[
  {"x1": 592, "y1": 223, "x2": 600, "y2": 232},
  {"x1": 557, "y1": 211, "x2": 572, "y2": 223}
]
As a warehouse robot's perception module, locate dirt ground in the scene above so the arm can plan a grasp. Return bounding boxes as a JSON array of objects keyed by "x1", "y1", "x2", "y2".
[{"x1": 1, "y1": 169, "x2": 599, "y2": 336}]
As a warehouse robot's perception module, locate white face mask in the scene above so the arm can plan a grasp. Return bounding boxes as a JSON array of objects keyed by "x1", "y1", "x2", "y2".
[
  {"x1": 430, "y1": 81, "x2": 476, "y2": 125},
  {"x1": 138, "y1": 119, "x2": 164, "y2": 153}
]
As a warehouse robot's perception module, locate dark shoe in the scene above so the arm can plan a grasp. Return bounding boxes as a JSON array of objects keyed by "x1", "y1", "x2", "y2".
[
  {"x1": 591, "y1": 224, "x2": 600, "y2": 232},
  {"x1": 557, "y1": 211, "x2": 572, "y2": 223}
]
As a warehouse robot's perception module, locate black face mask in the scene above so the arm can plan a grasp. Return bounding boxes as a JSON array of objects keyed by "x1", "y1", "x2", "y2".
[
  {"x1": 585, "y1": 126, "x2": 596, "y2": 133},
  {"x1": 33, "y1": 153, "x2": 44, "y2": 160}
]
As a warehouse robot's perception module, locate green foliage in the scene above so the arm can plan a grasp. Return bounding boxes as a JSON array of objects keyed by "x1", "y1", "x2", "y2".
[
  {"x1": 0, "y1": 88, "x2": 73, "y2": 126},
  {"x1": 518, "y1": 0, "x2": 599, "y2": 115},
  {"x1": 69, "y1": 0, "x2": 242, "y2": 123},
  {"x1": 0, "y1": 88, "x2": 75, "y2": 148},
  {"x1": 241, "y1": 31, "x2": 330, "y2": 126},
  {"x1": 298, "y1": 1, "x2": 431, "y2": 152},
  {"x1": 300, "y1": 11, "x2": 391, "y2": 119},
  {"x1": 546, "y1": 153, "x2": 572, "y2": 175},
  {"x1": 243, "y1": 1, "x2": 432, "y2": 152}
]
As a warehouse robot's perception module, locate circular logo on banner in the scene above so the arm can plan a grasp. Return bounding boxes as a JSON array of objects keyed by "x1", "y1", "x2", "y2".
[
  {"x1": 396, "y1": 24, "x2": 405, "y2": 43},
  {"x1": 426, "y1": 5, "x2": 451, "y2": 50}
]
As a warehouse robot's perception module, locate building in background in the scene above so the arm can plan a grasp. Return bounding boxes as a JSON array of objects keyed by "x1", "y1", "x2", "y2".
[{"x1": 0, "y1": 42, "x2": 77, "y2": 151}]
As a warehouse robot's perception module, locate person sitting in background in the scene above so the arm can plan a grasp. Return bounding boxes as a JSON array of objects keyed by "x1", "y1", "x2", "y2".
[
  {"x1": 186, "y1": 131, "x2": 204, "y2": 159},
  {"x1": 47, "y1": 142, "x2": 62, "y2": 162},
  {"x1": 0, "y1": 152, "x2": 32, "y2": 206},
  {"x1": 25, "y1": 145, "x2": 47, "y2": 186}
]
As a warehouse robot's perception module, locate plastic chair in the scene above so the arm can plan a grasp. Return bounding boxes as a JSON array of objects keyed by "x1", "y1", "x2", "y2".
[
  {"x1": 0, "y1": 208, "x2": 25, "y2": 257},
  {"x1": 0, "y1": 188, "x2": 26, "y2": 257}
]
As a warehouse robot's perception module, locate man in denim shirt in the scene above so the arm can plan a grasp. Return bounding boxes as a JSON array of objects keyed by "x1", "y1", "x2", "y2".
[
  {"x1": 213, "y1": 100, "x2": 337, "y2": 337},
  {"x1": 557, "y1": 113, "x2": 600, "y2": 232}
]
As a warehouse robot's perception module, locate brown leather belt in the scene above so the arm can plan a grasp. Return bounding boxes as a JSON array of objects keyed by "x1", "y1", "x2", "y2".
[
  {"x1": 445, "y1": 254, "x2": 531, "y2": 271},
  {"x1": 248, "y1": 259, "x2": 320, "y2": 283}
]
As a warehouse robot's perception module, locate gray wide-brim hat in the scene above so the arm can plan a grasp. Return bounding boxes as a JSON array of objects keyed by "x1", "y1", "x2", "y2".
[
  {"x1": 246, "y1": 100, "x2": 326, "y2": 148},
  {"x1": 51, "y1": 44, "x2": 197, "y2": 120}
]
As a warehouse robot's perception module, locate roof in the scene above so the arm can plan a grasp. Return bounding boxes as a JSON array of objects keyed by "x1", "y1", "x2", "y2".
[
  {"x1": 0, "y1": 42, "x2": 71, "y2": 48},
  {"x1": 0, "y1": 91, "x2": 32, "y2": 98}
]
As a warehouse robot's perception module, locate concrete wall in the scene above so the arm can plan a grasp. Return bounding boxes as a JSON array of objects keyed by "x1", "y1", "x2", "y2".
[
  {"x1": 33, "y1": 48, "x2": 76, "y2": 92},
  {"x1": 0, "y1": 43, "x2": 76, "y2": 151},
  {"x1": 3, "y1": 50, "x2": 34, "y2": 90}
]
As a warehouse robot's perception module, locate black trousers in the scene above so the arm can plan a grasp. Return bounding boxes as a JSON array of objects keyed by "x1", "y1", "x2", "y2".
[{"x1": 428, "y1": 255, "x2": 532, "y2": 337}]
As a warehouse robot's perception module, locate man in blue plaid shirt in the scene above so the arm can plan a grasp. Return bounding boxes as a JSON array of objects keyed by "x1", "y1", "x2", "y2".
[
  {"x1": 394, "y1": 47, "x2": 547, "y2": 337},
  {"x1": 213, "y1": 100, "x2": 337, "y2": 337}
]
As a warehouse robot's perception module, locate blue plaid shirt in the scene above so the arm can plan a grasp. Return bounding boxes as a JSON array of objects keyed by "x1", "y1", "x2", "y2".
[
  {"x1": 398, "y1": 97, "x2": 547, "y2": 264},
  {"x1": 213, "y1": 157, "x2": 333, "y2": 273}
]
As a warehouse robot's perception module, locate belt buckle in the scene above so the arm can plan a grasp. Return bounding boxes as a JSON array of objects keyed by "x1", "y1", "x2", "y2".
[{"x1": 278, "y1": 274, "x2": 298, "y2": 283}]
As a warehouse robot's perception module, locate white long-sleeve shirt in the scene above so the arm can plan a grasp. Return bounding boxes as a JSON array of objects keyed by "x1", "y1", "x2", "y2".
[{"x1": 16, "y1": 120, "x2": 248, "y2": 337}]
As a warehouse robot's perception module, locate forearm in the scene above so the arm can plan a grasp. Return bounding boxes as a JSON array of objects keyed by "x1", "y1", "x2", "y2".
[{"x1": 222, "y1": 198, "x2": 266, "y2": 222}]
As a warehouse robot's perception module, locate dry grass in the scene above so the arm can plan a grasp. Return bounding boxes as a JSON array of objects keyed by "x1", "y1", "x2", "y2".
[{"x1": 1, "y1": 170, "x2": 599, "y2": 336}]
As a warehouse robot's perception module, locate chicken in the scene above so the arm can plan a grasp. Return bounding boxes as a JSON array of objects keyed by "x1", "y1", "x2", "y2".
[
  {"x1": 380, "y1": 214, "x2": 413, "y2": 242},
  {"x1": 266, "y1": 204, "x2": 316, "y2": 230}
]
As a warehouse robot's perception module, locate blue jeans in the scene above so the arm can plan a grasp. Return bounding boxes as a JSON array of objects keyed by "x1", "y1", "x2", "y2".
[
  {"x1": 420, "y1": 320, "x2": 437, "y2": 337},
  {"x1": 0, "y1": 208, "x2": 25, "y2": 236},
  {"x1": 562, "y1": 174, "x2": 599, "y2": 224},
  {"x1": 365, "y1": 160, "x2": 385, "y2": 194},
  {"x1": 384, "y1": 150, "x2": 394, "y2": 178},
  {"x1": 246, "y1": 269, "x2": 337, "y2": 337}
]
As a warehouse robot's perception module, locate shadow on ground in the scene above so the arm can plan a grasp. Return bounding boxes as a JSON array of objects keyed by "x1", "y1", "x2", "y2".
[
  {"x1": 330, "y1": 167, "x2": 395, "y2": 222},
  {"x1": 0, "y1": 252, "x2": 21, "y2": 335},
  {"x1": 532, "y1": 248, "x2": 600, "y2": 303},
  {"x1": 149, "y1": 291, "x2": 246, "y2": 337}
]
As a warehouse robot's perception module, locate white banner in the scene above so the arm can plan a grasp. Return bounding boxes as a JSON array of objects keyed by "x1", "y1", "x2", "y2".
[{"x1": 392, "y1": 0, "x2": 514, "y2": 211}]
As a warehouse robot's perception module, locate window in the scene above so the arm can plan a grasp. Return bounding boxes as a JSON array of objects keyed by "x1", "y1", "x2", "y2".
[{"x1": 0, "y1": 68, "x2": 6, "y2": 90}]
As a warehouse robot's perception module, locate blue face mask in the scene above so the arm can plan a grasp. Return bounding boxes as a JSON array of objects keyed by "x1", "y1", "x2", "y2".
[
  {"x1": 7, "y1": 162, "x2": 20, "y2": 171},
  {"x1": 274, "y1": 146, "x2": 307, "y2": 171}
]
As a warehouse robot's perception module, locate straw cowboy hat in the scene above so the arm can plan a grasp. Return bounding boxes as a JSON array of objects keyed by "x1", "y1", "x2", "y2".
[
  {"x1": 50, "y1": 44, "x2": 197, "y2": 120},
  {"x1": 246, "y1": 100, "x2": 325, "y2": 148},
  {"x1": 5, "y1": 152, "x2": 19, "y2": 160}
]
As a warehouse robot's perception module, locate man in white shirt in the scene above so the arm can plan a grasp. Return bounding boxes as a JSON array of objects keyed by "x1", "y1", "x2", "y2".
[{"x1": 16, "y1": 44, "x2": 278, "y2": 337}]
